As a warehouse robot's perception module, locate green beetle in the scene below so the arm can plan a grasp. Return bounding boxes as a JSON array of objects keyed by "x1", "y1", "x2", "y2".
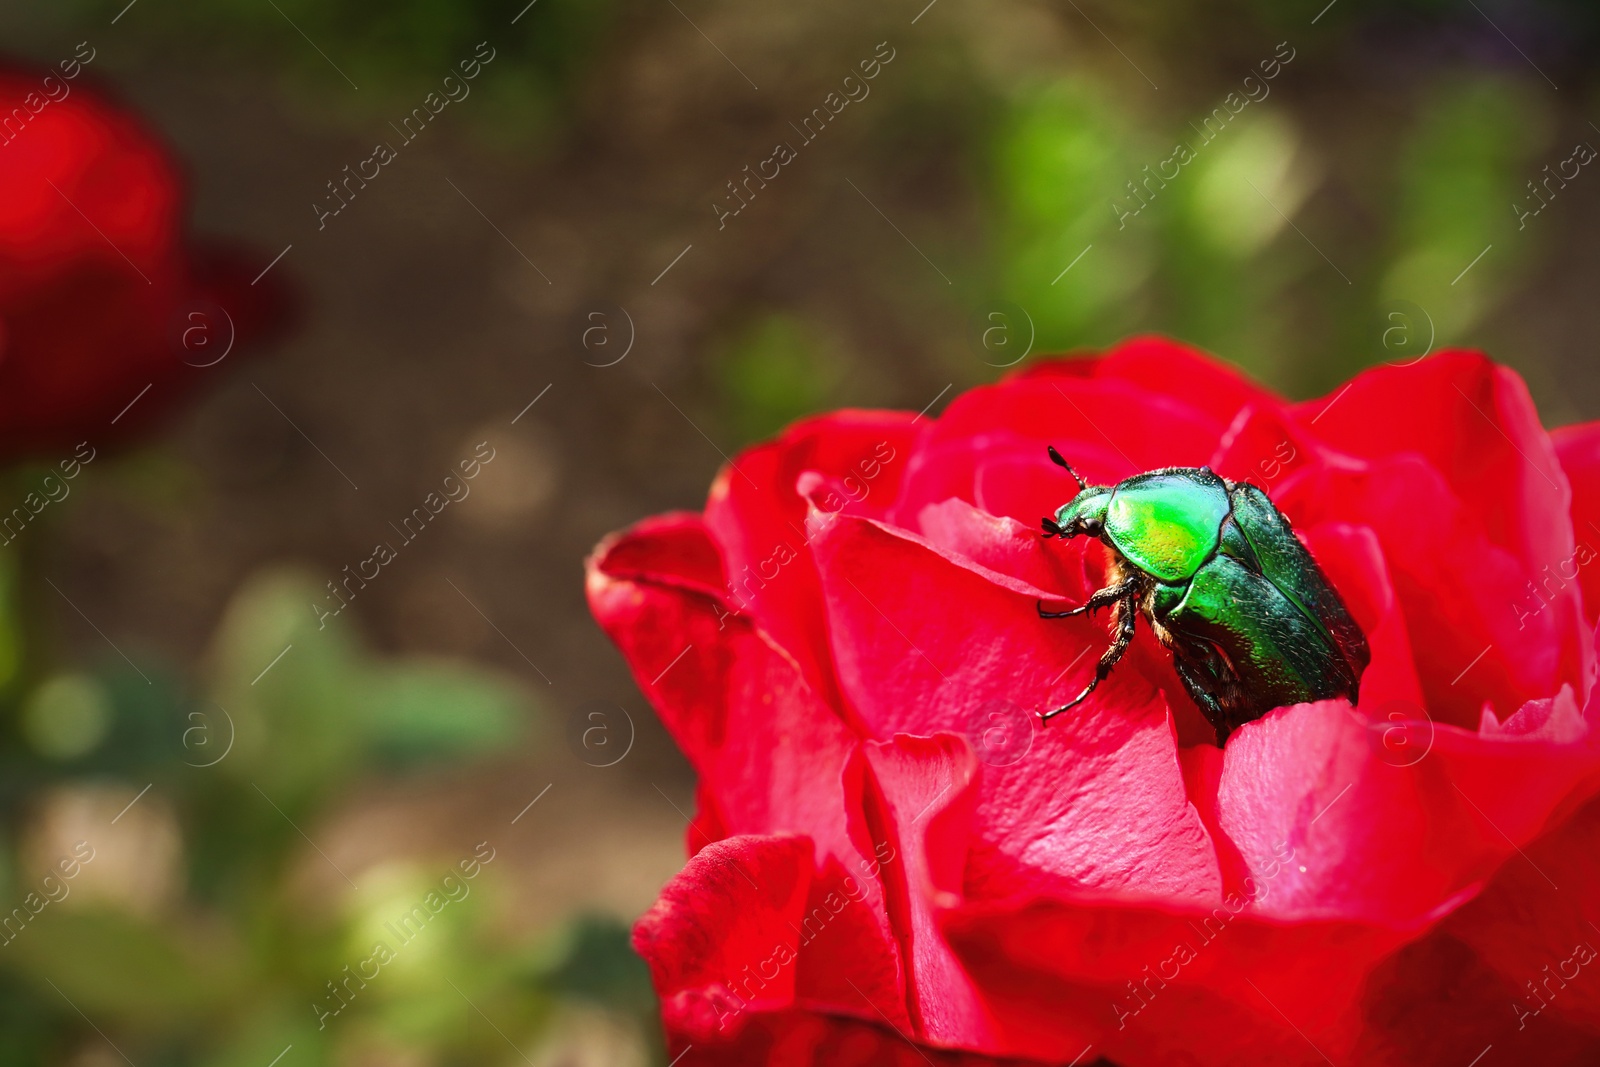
[{"x1": 1038, "y1": 446, "x2": 1369, "y2": 744}]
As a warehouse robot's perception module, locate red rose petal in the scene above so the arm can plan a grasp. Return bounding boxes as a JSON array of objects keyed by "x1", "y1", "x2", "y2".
[
  {"x1": 1279, "y1": 455, "x2": 1583, "y2": 726},
  {"x1": 1354, "y1": 920, "x2": 1600, "y2": 1064},
  {"x1": 1293, "y1": 354, "x2": 1582, "y2": 637},
  {"x1": 888, "y1": 434, "x2": 1126, "y2": 534},
  {"x1": 1206, "y1": 401, "x2": 1345, "y2": 490},
  {"x1": 591, "y1": 511, "x2": 728, "y2": 599},
  {"x1": 1437, "y1": 790, "x2": 1600, "y2": 1034},
  {"x1": 1214, "y1": 690, "x2": 1600, "y2": 927},
  {"x1": 1300, "y1": 522, "x2": 1426, "y2": 710},
  {"x1": 790, "y1": 848, "x2": 913, "y2": 1033},
  {"x1": 941, "y1": 889, "x2": 1409, "y2": 1066},
  {"x1": 951, "y1": 375, "x2": 1225, "y2": 473},
  {"x1": 1354, "y1": 793, "x2": 1600, "y2": 1062},
  {"x1": 705, "y1": 412, "x2": 919, "y2": 705},
  {"x1": 1014, "y1": 336, "x2": 1283, "y2": 427},
  {"x1": 653, "y1": 1005, "x2": 1040, "y2": 1066},
  {"x1": 1553, "y1": 421, "x2": 1600, "y2": 626},
  {"x1": 687, "y1": 779, "x2": 730, "y2": 858},
  {"x1": 858, "y1": 733, "x2": 1001, "y2": 1050},
  {"x1": 634, "y1": 834, "x2": 815, "y2": 1041},
  {"x1": 891, "y1": 373, "x2": 1230, "y2": 530},
  {"x1": 970, "y1": 446, "x2": 1128, "y2": 531},
  {"x1": 589, "y1": 516, "x2": 909, "y2": 1018},
  {"x1": 807, "y1": 511, "x2": 1223, "y2": 903},
  {"x1": 0, "y1": 72, "x2": 289, "y2": 456},
  {"x1": 914, "y1": 498, "x2": 1090, "y2": 602}
]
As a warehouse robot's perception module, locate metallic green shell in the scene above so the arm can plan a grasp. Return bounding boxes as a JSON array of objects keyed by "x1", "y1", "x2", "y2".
[
  {"x1": 1102, "y1": 470, "x2": 1231, "y2": 583},
  {"x1": 1161, "y1": 482, "x2": 1370, "y2": 738},
  {"x1": 1167, "y1": 554, "x2": 1336, "y2": 713},
  {"x1": 1223, "y1": 483, "x2": 1369, "y2": 685}
]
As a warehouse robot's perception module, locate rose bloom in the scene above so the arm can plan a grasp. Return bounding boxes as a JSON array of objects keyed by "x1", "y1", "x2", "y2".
[
  {"x1": 588, "y1": 339, "x2": 1600, "y2": 1066},
  {"x1": 0, "y1": 63, "x2": 289, "y2": 459}
]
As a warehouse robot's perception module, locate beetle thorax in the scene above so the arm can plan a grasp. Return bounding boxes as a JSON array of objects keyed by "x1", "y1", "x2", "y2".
[{"x1": 1102, "y1": 472, "x2": 1232, "y2": 583}]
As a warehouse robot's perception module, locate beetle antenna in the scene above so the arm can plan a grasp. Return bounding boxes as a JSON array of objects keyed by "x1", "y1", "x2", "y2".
[{"x1": 1047, "y1": 445, "x2": 1087, "y2": 492}]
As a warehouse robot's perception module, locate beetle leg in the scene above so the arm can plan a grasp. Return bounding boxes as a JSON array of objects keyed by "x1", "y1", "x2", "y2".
[
  {"x1": 1037, "y1": 578, "x2": 1138, "y2": 619},
  {"x1": 1171, "y1": 656, "x2": 1227, "y2": 741},
  {"x1": 1041, "y1": 596, "x2": 1138, "y2": 723}
]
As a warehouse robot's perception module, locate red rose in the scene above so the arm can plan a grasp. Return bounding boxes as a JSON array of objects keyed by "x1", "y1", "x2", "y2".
[
  {"x1": 588, "y1": 338, "x2": 1600, "y2": 1066},
  {"x1": 0, "y1": 65, "x2": 290, "y2": 459}
]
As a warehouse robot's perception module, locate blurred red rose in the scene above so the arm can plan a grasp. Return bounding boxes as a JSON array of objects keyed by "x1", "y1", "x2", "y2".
[
  {"x1": 0, "y1": 63, "x2": 290, "y2": 459},
  {"x1": 588, "y1": 338, "x2": 1600, "y2": 1066}
]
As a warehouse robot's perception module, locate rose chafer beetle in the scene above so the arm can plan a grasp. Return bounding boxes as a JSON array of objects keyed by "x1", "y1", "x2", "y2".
[{"x1": 1038, "y1": 446, "x2": 1370, "y2": 744}]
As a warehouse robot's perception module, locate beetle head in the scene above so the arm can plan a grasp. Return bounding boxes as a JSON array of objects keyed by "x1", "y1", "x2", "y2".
[
  {"x1": 1046, "y1": 486, "x2": 1112, "y2": 539},
  {"x1": 1041, "y1": 446, "x2": 1111, "y2": 540}
]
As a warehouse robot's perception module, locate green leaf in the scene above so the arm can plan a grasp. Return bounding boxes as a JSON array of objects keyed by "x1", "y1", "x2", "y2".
[{"x1": 358, "y1": 661, "x2": 525, "y2": 766}]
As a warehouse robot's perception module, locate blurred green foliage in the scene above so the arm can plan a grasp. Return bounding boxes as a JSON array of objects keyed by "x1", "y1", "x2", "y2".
[
  {"x1": 717, "y1": 314, "x2": 845, "y2": 446},
  {"x1": 992, "y1": 78, "x2": 1156, "y2": 355},
  {"x1": 726, "y1": 2, "x2": 1600, "y2": 422},
  {"x1": 984, "y1": 65, "x2": 1568, "y2": 395},
  {"x1": 0, "y1": 555, "x2": 653, "y2": 1065},
  {"x1": 84, "y1": 0, "x2": 620, "y2": 144},
  {"x1": 1380, "y1": 77, "x2": 1548, "y2": 338}
]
